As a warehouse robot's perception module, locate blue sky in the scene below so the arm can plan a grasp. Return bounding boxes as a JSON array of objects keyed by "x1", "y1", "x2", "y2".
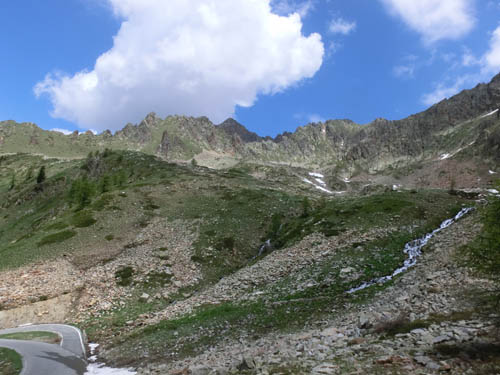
[{"x1": 1, "y1": 0, "x2": 500, "y2": 137}]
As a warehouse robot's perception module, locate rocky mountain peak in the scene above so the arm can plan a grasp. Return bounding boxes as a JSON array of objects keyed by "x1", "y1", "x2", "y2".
[{"x1": 217, "y1": 118, "x2": 262, "y2": 143}]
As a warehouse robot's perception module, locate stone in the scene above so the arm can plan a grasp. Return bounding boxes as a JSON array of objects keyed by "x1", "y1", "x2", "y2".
[
  {"x1": 432, "y1": 335, "x2": 450, "y2": 344},
  {"x1": 312, "y1": 363, "x2": 338, "y2": 374},
  {"x1": 414, "y1": 355, "x2": 433, "y2": 366},
  {"x1": 320, "y1": 327, "x2": 338, "y2": 337},
  {"x1": 358, "y1": 312, "x2": 371, "y2": 328},
  {"x1": 237, "y1": 356, "x2": 256, "y2": 370},
  {"x1": 189, "y1": 366, "x2": 211, "y2": 375}
]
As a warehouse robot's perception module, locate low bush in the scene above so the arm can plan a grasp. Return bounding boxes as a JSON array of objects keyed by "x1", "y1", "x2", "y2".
[
  {"x1": 37, "y1": 230, "x2": 77, "y2": 247},
  {"x1": 71, "y1": 210, "x2": 97, "y2": 228},
  {"x1": 115, "y1": 266, "x2": 134, "y2": 286}
]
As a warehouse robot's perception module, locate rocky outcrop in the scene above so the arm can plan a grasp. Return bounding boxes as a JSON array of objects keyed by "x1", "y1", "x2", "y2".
[
  {"x1": 217, "y1": 118, "x2": 262, "y2": 143},
  {"x1": 157, "y1": 130, "x2": 170, "y2": 157}
]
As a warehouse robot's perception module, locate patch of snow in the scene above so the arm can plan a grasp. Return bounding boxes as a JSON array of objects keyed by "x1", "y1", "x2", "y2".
[
  {"x1": 303, "y1": 178, "x2": 315, "y2": 185},
  {"x1": 315, "y1": 178, "x2": 326, "y2": 185},
  {"x1": 488, "y1": 189, "x2": 500, "y2": 194},
  {"x1": 309, "y1": 172, "x2": 324, "y2": 178},
  {"x1": 85, "y1": 364, "x2": 137, "y2": 375},
  {"x1": 315, "y1": 185, "x2": 333, "y2": 194},
  {"x1": 392, "y1": 184, "x2": 402, "y2": 191},
  {"x1": 89, "y1": 343, "x2": 99, "y2": 355},
  {"x1": 303, "y1": 178, "x2": 332, "y2": 194},
  {"x1": 480, "y1": 109, "x2": 499, "y2": 118},
  {"x1": 489, "y1": 170, "x2": 497, "y2": 175},
  {"x1": 86, "y1": 343, "x2": 136, "y2": 375},
  {"x1": 440, "y1": 153, "x2": 451, "y2": 160},
  {"x1": 343, "y1": 177, "x2": 351, "y2": 183}
]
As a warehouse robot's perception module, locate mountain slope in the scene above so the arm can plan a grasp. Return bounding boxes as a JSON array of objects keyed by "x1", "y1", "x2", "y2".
[{"x1": 1, "y1": 73, "x2": 500, "y2": 185}]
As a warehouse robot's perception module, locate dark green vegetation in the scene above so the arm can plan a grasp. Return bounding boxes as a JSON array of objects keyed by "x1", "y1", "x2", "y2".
[
  {"x1": 37, "y1": 230, "x2": 77, "y2": 247},
  {"x1": 0, "y1": 348, "x2": 22, "y2": 375},
  {"x1": 115, "y1": 266, "x2": 134, "y2": 286},
  {"x1": 0, "y1": 331, "x2": 61, "y2": 344}
]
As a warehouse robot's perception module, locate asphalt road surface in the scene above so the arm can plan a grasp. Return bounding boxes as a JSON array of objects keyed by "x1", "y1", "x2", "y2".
[{"x1": 0, "y1": 324, "x2": 87, "y2": 375}]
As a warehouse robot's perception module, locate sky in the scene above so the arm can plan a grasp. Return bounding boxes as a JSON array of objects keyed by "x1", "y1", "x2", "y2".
[{"x1": 1, "y1": 0, "x2": 500, "y2": 137}]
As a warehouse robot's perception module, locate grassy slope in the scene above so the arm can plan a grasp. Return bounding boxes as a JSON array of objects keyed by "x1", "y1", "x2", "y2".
[
  {"x1": 0, "y1": 348, "x2": 22, "y2": 375},
  {"x1": 0, "y1": 331, "x2": 61, "y2": 344},
  {"x1": 0, "y1": 150, "x2": 472, "y2": 368}
]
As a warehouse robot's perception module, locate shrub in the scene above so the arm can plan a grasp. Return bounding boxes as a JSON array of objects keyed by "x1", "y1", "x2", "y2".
[
  {"x1": 36, "y1": 166, "x2": 46, "y2": 184},
  {"x1": 71, "y1": 211, "x2": 97, "y2": 228},
  {"x1": 37, "y1": 230, "x2": 77, "y2": 247},
  {"x1": 44, "y1": 221, "x2": 69, "y2": 231},
  {"x1": 115, "y1": 266, "x2": 134, "y2": 286},
  {"x1": 68, "y1": 176, "x2": 96, "y2": 209}
]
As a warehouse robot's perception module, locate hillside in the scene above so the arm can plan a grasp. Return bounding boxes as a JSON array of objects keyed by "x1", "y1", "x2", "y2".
[{"x1": 0, "y1": 74, "x2": 499, "y2": 374}]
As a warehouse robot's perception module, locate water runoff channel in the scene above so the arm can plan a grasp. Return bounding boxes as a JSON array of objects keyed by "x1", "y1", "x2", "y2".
[{"x1": 347, "y1": 207, "x2": 474, "y2": 294}]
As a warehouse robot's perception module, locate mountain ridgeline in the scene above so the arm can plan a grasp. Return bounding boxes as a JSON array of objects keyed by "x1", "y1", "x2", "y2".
[{"x1": 1, "y1": 73, "x2": 500, "y2": 178}]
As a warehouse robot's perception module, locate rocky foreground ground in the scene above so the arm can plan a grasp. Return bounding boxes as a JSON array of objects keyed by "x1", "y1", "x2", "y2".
[{"x1": 132, "y1": 213, "x2": 499, "y2": 375}]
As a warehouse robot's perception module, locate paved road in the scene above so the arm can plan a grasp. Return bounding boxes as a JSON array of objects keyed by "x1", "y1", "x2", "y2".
[{"x1": 0, "y1": 324, "x2": 87, "y2": 375}]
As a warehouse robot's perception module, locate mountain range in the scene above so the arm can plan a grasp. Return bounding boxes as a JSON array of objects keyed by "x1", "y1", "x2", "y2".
[{"x1": 2, "y1": 74, "x2": 500, "y2": 188}]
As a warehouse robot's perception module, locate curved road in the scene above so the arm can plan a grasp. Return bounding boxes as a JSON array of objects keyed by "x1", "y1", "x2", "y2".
[{"x1": 0, "y1": 324, "x2": 87, "y2": 375}]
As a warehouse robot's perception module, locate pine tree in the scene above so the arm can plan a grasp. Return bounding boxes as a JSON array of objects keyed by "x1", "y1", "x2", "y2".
[
  {"x1": 36, "y1": 166, "x2": 46, "y2": 184},
  {"x1": 9, "y1": 173, "x2": 15, "y2": 191}
]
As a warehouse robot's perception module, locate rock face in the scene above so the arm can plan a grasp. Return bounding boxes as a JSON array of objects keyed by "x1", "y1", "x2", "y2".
[
  {"x1": 1, "y1": 73, "x2": 500, "y2": 175},
  {"x1": 157, "y1": 130, "x2": 170, "y2": 157},
  {"x1": 217, "y1": 118, "x2": 262, "y2": 143}
]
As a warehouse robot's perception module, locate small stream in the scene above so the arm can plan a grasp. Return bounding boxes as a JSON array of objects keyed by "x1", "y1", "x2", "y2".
[{"x1": 347, "y1": 207, "x2": 473, "y2": 294}]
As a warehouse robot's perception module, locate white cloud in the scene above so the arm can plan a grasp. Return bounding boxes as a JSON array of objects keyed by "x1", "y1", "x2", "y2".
[
  {"x1": 50, "y1": 128, "x2": 73, "y2": 135},
  {"x1": 483, "y1": 26, "x2": 500, "y2": 73},
  {"x1": 421, "y1": 76, "x2": 471, "y2": 106},
  {"x1": 308, "y1": 114, "x2": 325, "y2": 123},
  {"x1": 328, "y1": 18, "x2": 356, "y2": 35},
  {"x1": 380, "y1": 0, "x2": 476, "y2": 44},
  {"x1": 393, "y1": 64, "x2": 415, "y2": 78},
  {"x1": 271, "y1": 0, "x2": 315, "y2": 18},
  {"x1": 35, "y1": 0, "x2": 324, "y2": 132},
  {"x1": 423, "y1": 26, "x2": 500, "y2": 107},
  {"x1": 294, "y1": 112, "x2": 324, "y2": 123}
]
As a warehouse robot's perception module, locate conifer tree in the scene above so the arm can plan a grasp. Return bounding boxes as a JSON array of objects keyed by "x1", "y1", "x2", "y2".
[{"x1": 36, "y1": 166, "x2": 46, "y2": 184}]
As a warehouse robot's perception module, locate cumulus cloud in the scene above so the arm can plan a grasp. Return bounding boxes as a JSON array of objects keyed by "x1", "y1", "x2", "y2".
[
  {"x1": 328, "y1": 18, "x2": 356, "y2": 35},
  {"x1": 380, "y1": 0, "x2": 475, "y2": 44},
  {"x1": 35, "y1": 0, "x2": 324, "y2": 131},
  {"x1": 483, "y1": 26, "x2": 500, "y2": 73}
]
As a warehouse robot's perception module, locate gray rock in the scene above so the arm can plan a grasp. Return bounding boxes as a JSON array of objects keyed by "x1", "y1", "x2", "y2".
[
  {"x1": 189, "y1": 366, "x2": 211, "y2": 375},
  {"x1": 312, "y1": 363, "x2": 338, "y2": 374},
  {"x1": 432, "y1": 335, "x2": 450, "y2": 344}
]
